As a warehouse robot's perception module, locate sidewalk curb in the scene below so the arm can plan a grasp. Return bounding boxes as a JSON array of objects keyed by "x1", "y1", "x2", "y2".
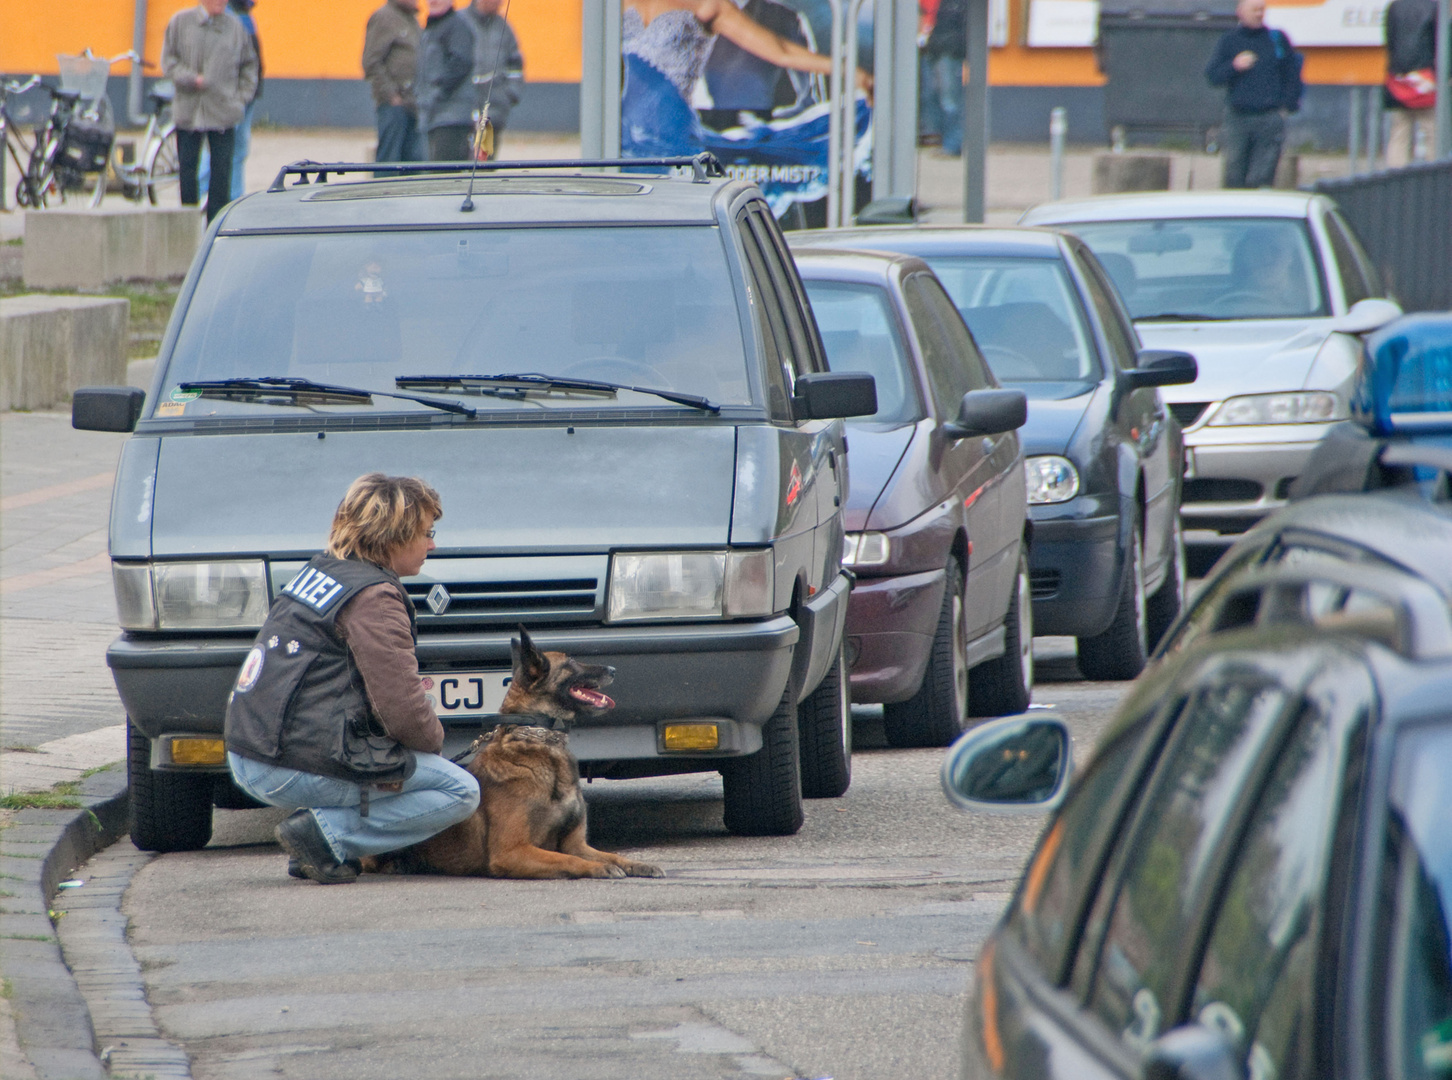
[{"x1": 0, "y1": 769, "x2": 127, "y2": 1080}]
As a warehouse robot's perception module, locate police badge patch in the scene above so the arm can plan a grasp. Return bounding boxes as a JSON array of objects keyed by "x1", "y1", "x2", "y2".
[{"x1": 236, "y1": 646, "x2": 265, "y2": 693}]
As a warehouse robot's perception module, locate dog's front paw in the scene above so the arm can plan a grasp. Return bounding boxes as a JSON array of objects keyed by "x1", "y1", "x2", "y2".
[
  {"x1": 602, "y1": 863, "x2": 628, "y2": 878},
  {"x1": 625, "y1": 861, "x2": 665, "y2": 878}
]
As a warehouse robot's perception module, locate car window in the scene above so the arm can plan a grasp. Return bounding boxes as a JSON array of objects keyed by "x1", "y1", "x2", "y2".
[
  {"x1": 1190, "y1": 659, "x2": 1373, "y2": 1080},
  {"x1": 923, "y1": 255, "x2": 1101, "y2": 385},
  {"x1": 737, "y1": 218, "x2": 796, "y2": 419},
  {"x1": 802, "y1": 281, "x2": 922, "y2": 425},
  {"x1": 903, "y1": 273, "x2": 992, "y2": 420},
  {"x1": 753, "y1": 207, "x2": 829, "y2": 374},
  {"x1": 163, "y1": 227, "x2": 753, "y2": 412},
  {"x1": 1375, "y1": 722, "x2": 1452, "y2": 1080},
  {"x1": 1006, "y1": 697, "x2": 1182, "y2": 981},
  {"x1": 746, "y1": 208, "x2": 815, "y2": 377},
  {"x1": 1086, "y1": 671, "x2": 1293, "y2": 1050},
  {"x1": 1078, "y1": 254, "x2": 1141, "y2": 371},
  {"x1": 1065, "y1": 218, "x2": 1329, "y2": 322},
  {"x1": 1322, "y1": 211, "x2": 1373, "y2": 308}
]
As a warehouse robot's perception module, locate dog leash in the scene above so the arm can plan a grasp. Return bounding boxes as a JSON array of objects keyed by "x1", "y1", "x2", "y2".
[{"x1": 449, "y1": 713, "x2": 572, "y2": 766}]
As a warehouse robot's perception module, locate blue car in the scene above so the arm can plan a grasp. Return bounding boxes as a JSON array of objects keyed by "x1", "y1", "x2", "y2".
[{"x1": 789, "y1": 227, "x2": 1196, "y2": 680}]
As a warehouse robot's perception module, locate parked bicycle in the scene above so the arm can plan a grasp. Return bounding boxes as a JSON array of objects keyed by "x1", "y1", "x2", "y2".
[
  {"x1": 0, "y1": 74, "x2": 42, "y2": 211},
  {"x1": 112, "y1": 79, "x2": 179, "y2": 205}
]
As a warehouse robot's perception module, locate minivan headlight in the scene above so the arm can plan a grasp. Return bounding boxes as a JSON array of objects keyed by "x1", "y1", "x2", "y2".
[
  {"x1": 1025, "y1": 456, "x2": 1080, "y2": 505},
  {"x1": 114, "y1": 560, "x2": 270, "y2": 630},
  {"x1": 608, "y1": 550, "x2": 774, "y2": 621},
  {"x1": 1208, "y1": 392, "x2": 1346, "y2": 426}
]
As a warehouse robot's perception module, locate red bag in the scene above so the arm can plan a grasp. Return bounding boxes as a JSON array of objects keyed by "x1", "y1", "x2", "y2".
[{"x1": 1386, "y1": 69, "x2": 1436, "y2": 110}]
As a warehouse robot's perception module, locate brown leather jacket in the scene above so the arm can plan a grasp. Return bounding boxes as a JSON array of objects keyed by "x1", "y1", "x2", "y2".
[
  {"x1": 337, "y1": 584, "x2": 443, "y2": 753},
  {"x1": 363, "y1": 0, "x2": 422, "y2": 111}
]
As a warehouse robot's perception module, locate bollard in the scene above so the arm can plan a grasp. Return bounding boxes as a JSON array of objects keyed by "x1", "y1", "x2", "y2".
[{"x1": 1049, "y1": 107, "x2": 1067, "y2": 201}]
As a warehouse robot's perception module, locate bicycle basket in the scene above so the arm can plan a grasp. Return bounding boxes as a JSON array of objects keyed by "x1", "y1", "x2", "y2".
[{"x1": 58, "y1": 54, "x2": 111, "y2": 100}]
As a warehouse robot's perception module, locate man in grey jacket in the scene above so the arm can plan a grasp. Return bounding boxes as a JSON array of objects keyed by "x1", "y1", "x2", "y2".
[
  {"x1": 162, "y1": 0, "x2": 259, "y2": 220},
  {"x1": 419, "y1": 0, "x2": 478, "y2": 161},
  {"x1": 465, "y1": 0, "x2": 523, "y2": 154},
  {"x1": 363, "y1": 0, "x2": 424, "y2": 163}
]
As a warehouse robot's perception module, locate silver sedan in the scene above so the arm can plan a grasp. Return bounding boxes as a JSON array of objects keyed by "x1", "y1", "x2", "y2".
[{"x1": 1021, "y1": 190, "x2": 1401, "y2": 550}]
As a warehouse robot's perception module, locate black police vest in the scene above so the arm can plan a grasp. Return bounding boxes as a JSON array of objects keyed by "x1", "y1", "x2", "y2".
[{"x1": 224, "y1": 554, "x2": 419, "y2": 785}]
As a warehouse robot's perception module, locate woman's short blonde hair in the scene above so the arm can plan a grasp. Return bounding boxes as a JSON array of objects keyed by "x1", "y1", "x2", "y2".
[{"x1": 326, "y1": 473, "x2": 442, "y2": 566}]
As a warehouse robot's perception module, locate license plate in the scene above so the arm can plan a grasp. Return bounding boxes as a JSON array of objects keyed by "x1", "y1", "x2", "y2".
[{"x1": 421, "y1": 670, "x2": 511, "y2": 718}]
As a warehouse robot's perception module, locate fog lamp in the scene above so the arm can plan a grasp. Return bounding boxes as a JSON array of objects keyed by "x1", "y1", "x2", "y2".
[
  {"x1": 170, "y1": 738, "x2": 226, "y2": 765},
  {"x1": 662, "y1": 724, "x2": 720, "y2": 751}
]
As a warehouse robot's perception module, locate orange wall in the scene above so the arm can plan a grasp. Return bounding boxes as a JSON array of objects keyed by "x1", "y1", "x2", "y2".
[{"x1": 0, "y1": 0, "x2": 1376, "y2": 85}]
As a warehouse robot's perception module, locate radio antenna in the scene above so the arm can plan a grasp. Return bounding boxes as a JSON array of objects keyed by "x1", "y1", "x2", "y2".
[{"x1": 461, "y1": 0, "x2": 513, "y2": 211}]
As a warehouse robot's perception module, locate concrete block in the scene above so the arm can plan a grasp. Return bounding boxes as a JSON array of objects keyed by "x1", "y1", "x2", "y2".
[
  {"x1": 1092, "y1": 153, "x2": 1173, "y2": 194},
  {"x1": 22, "y1": 206, "x2": 199, "y2": 289},
  {"x1": 0, "y1": 294, "x2": 128, "y2": 411}
]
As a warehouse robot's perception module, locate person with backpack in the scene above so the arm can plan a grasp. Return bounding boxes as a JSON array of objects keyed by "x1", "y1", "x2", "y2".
[{"x1": 1206, "y1": 0, "x2": 1304, "y2": 188}]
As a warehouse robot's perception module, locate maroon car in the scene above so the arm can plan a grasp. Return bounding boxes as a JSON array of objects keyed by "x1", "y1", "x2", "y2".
[{"x1": 793, "y1": 248, "x2": 1030, "y2": 748}]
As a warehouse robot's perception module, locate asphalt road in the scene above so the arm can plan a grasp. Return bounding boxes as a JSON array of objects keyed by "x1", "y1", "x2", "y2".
[{"x1": 116, "y1": 654, "x2": 1127, "y2": 1080}]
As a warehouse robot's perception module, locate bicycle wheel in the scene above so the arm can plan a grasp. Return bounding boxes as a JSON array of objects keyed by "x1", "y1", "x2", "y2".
[{"x1": 145, "y1": 125, "x2": 179, "y2": 206}]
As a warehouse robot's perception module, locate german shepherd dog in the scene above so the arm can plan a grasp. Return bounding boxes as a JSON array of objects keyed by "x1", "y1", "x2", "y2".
[{"x1": 361, "y1": 627, "x2": 663, "y2": 879}]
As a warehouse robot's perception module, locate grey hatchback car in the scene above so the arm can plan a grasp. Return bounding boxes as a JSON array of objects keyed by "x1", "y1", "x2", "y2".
[{"x1": 72, "y1": 156, "x2": 876, "y2": 850}]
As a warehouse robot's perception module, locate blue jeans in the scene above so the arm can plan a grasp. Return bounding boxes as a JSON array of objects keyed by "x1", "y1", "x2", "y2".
[
  {"x1": 228, "y1": 751, "x2": 479, "y2": 862},
  {"x1": 376, "y1": 103, "x2": 425, "y2": 163},
  {"x1": 926, "y1": 52, "x2": 965, "y2": 155}
]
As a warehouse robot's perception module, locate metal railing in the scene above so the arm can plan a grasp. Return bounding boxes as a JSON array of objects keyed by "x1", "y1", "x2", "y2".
[{"x1": 1312, "y1": 158, "x2": 1452, "y2": 313}]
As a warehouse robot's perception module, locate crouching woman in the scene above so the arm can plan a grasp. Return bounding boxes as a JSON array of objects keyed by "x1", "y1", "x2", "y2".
[{"x1": 225, "y1": 473, "x2": 479, "y2": 884}]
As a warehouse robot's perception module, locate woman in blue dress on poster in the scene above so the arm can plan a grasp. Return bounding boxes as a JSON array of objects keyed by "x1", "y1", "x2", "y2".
[{"x1": 622, "y1": 0, "x2": 872, "y2": 214}]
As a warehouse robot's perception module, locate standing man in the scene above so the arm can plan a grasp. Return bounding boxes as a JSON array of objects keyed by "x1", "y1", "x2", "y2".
[
  {"x1": 162, "y1": 0, "x2": 259, "y2": 221},
  {"x1": 465, "y1": 0, "x2": 523, "y2": 155},
  {"x1": 1206, "y1": 0, "x2": 1304, "y2": 189},
  {"x1": 418, "y1": 0, "x2": 478, "y2": 162},
  {"x1": 921, "y1": 0, "x2": 967, "y2": 157},
  {"x1": 1383, "y1": 0, "x2": 1439, "y2": 166},
  {"x1": 363, "y1": 0, "x2": 423, "y2": 163}
]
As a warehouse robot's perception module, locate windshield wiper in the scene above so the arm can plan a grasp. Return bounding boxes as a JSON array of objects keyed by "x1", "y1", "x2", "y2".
[
  {"x1": 178, "y1": 377, "x2": 477, "y2": 417},
  {"x1": 395, "y1": 372, "x2": 720, "y2": 414}
]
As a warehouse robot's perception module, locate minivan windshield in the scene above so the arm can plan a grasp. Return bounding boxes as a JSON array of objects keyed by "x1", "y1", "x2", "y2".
[
  {"x1": 160, "y1": 227, "x2": 750, "y2": 415},
  {"x1": 1061, "y1": 217, "x2": 1328, "y2": 322},
  {"x1": 921, "y1": 256, "x2": 1101, "y2": 388},
  {"x1": 801, "y1": 281, "x2": 921, "y2": 425}
]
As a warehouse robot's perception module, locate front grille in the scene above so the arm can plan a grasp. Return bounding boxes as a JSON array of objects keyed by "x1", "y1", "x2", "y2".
[
  {"x1": 1030, "y1": 569, "x2": 1061, "y2": 600},
  {"x1": 1182, "y1": 478, "x2": 1263, "y2": 504},
  {"x1": 1169, "y1": 402, "x2": 1210, "y2": 429},
  {"x1": 404, "y1": 578, "x2": 599, "y2": 624}
]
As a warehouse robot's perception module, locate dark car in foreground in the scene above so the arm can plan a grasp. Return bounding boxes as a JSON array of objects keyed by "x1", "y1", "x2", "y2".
[
  {"x1": 791, "y1": 247, "x2": 1030, "y2": 747},
  {"x1": 941, "y1": 487, "x2": 1452, "y2": 1080},
  {"x1": 71, "y1": 156, "x2": 878, "y2": 849},
  {"x1": 792, "y1": 226, "x2": 1197, "y2": 679}
]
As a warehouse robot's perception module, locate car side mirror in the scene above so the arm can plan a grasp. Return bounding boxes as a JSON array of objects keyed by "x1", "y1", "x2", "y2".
[
  {"x1": 940, "y1": 715, "x2": 1072, "y2": 813},
  {"x1": 1127, "y1": 350, "x2": 1198, "y2": 389},
  {"x1": 72, "y1": 387, "x2": 145, "y2": 432},
  {"x1": 1332, "y1": 297, "x2": 1402, "y2": 335},
  {"x1": 1143, "y1": 1024, "x2": 1247, "y2": 1080},
  {"x1": 942, "y1": 389, "x2": 1028, "y2": 440},
  {"x1": 792, "y1": 371, "x2": 877, "y2": 420}
]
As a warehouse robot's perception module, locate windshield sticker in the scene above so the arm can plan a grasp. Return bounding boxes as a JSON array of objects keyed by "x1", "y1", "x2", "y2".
[
  {"x1": 157, "y1": 402, "x2": 186, "y2": 417},
  {"x1": 169, "y1": 387, "x2": 201, "y2": 402}
]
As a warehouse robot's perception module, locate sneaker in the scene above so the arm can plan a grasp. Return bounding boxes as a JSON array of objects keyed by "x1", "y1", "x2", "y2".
[{"x1": 274, "y1": 811, "x2": 358, "y2": 884}]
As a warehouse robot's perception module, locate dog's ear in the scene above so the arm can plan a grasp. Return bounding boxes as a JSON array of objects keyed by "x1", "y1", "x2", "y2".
[{"x1": 511, "y1": 625, "x2": 549, "y2": 688}]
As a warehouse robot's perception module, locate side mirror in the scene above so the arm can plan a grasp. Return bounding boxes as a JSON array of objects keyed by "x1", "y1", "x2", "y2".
[
  {"x1": 1143, "y1": 1024, "x2": 1246, "y2": 1080},
  {"x1": 942, "y1": 388, "x2": 1028, "y2": 440},
  {"x1": 792, "y1": 371, "x2": 877, "y2": 420},
  {"x1": 1127, "y1": 349, "x2": 1198, "y2": 389},
  {"x1": 72, "y1": 386, "x2": 145, "y2": 432},
  {"x1": 940, "y1": 715, "x2": 1072, "y2": 813},
  {"x1": 1333, "y1": 297, "x2": 1402, "y2": 335}
]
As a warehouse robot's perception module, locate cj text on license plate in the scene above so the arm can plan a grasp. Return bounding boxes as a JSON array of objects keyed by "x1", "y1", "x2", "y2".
[{"x1": 422, "y1": 670, "x2": 511, "y2": 716}]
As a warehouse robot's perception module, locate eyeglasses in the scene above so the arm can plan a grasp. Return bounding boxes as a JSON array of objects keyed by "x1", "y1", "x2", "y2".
[{"x1": 424, "y1": 529, "x2": 436, "y2": 540}]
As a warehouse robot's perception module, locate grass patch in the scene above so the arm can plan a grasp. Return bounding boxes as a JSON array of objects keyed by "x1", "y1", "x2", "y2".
[
  {"x1": 2, "y1": 933, "x2": 55, "y2": 943},
  {"x1": 3, "y1": 745, "x2": 39, "y2": 753},
  {"x1": 1, "y1": 977, "x2": 11, "y2": 998},
  {"x1": 0, "y1": 793, "x2": 83, "y2": 811},
  {"x1": 0, "y1": 890, "x2": 15, "y2": 898},
  {"x1": 79, "y1": 762, "x2": 120, "y2": 779},
  {"x1": 0, "y1": 277, "x2": 181, "y2": 360}
]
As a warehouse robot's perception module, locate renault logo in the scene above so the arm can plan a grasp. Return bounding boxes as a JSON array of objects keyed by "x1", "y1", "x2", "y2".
[{"x1": 426, "y1": 583, "x2": 452, "y2": 616}]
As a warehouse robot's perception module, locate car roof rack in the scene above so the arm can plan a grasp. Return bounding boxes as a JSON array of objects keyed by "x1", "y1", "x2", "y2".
[{"x1": 267, "y1": 153, "x2": 727, "y2": 193}]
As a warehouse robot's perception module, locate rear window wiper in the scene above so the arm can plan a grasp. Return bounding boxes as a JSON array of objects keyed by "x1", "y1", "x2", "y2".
[
  {"x1": 177, "y1": 377, "x2": 477, "y2": 417},
  {"x1": 395, "y1": 372, "x2": 720, "y2": 414}
]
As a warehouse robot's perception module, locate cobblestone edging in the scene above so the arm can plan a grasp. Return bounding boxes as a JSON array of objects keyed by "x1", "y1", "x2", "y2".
[{"x1": 0, "y1": 768, "x2": 133, "y2": 1080}]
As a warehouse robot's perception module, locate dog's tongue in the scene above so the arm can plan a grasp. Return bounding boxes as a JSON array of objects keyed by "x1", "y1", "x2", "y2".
[{"x1": 569, "y1": 686, "x2": 615, "y2": 710}]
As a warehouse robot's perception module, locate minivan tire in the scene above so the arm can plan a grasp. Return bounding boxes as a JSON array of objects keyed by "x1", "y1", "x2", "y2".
[
  {"x1": 969, "y1": 550, "x2": 1033, "y2": 717},
  {"x1": 883, "y1": 560, "x2": 968, "y2": 748},
  {"x1": 721, "y1": 683, "x2": 805, "y2": 836},
  {"x1": 1077, "y1": 523, "x2": 1148, "y2": 681},
  {"x1": 128, "y1": 719, "x2": 214, "y2": 852},
  {"x1": 798, "y1": 641, "x2": 851, "y2": 798}
]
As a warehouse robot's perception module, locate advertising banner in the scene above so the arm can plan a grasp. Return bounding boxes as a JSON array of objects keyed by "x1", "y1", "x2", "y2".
[
  {"x1": 619, "y1": 0, "x2": 874, "y2": 220},
  {"x1": 1026, "y1": 0, "x2": 1387, "y2": 47}
]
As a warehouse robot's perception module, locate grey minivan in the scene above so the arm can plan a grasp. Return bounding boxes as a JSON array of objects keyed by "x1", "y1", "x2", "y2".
[{"x1": 73, "y1": 156, "x2": 876, "y2": 850}]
